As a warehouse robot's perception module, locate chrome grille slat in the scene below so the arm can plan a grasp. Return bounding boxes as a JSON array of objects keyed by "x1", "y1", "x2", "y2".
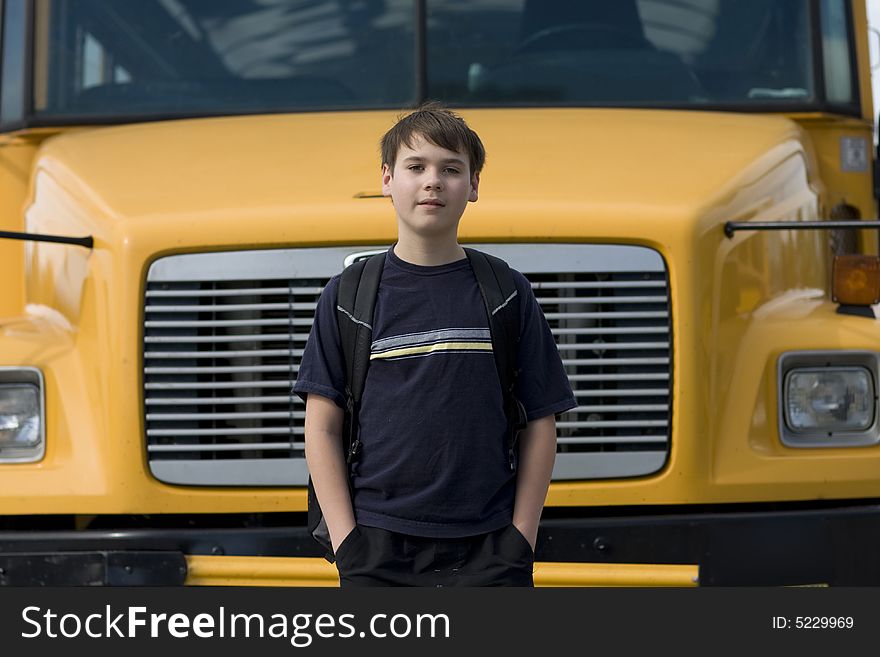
[
  {"x1": 147, "y1": 302, "x2": 316, "y2": 312},
  {"x1": 568, "y1": 373, "x2": 669, "y2": 381},
  {"x1": 555, "y1": 342, "x2": 669, "y2": 351},
  {"x1": 573, "y1": 405, "x2": 668, "y2": 412},
  {"x1": 145, "y1": 380, "x2": 292, "y2": 390},
  {"x1": 535, "y1": 296, "x2": 667, "y2": 304},
  {"x1": 560, "y1": 357, "x2": 669, "y2": 366},
  {"x1": 574, "y1": 389, "x2": 669, "y2": 397},
  {"x1": 148, "y1": 427, "x2": 302, "y2": 436},
  {"x1": 557, "y1": 420, "x2": 668, "y2": 429},
  {"x1": 558, "y1": 436, "x2": 667, "y2": 445},
  {"x1": 146, "y1": 396, "x2": 295, "y2": 405},
  {"x1": 149, "y1": 442, "x2": 302, "y2": 453},
  {"x1": 531, "y1": 281, "x2": 665, "y2": 289},
  {"x1": 144, "y1": 365, "x2": 295, "y2": 374},
  {"x1": 147, "y1": 411, "x2": 302, "y2": 421},
  {"x1": 147, "y1": 287, "x2": 324, "y2": 297},
  {"x1": 145, "y1": 318, "x2": 311, "y2": 328},
  {"x1": 145, "y1": 334, "x2": 300, "y2": 343},
  {"x1": 144, "y1": 244, "x2": 672, "y2": 485},
  {"x1": 543, "y1": 311, "x2": 668, "y2": 320},
  {"x1": 551, "y1": 327, "x2": 667, "y2": 335},
  {"x1": 146, "y1": 349, "x2": 300, "y2": 358}
]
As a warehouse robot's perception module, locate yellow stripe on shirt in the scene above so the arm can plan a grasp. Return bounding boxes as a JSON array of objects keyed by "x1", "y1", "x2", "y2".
[{"x1": 370, "y1": 341, "x2": 493, "y2": 360}]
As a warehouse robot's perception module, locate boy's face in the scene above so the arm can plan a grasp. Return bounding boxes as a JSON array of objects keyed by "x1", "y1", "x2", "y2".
[{"x1": 382, "y1": 134, "x2": 479, "y2": 240}]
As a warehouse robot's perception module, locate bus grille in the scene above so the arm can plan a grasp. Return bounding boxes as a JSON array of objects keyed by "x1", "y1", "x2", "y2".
[{"x1": 144, "y1": 244, "x2": 671, "y2": 485}]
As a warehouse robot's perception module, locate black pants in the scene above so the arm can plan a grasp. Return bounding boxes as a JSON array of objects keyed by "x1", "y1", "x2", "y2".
[{"x1": 335, "y1": 524, "x2": 535, "y2": 587}]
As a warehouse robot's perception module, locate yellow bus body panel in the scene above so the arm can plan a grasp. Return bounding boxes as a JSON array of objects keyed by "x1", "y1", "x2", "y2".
[{"x1": 0, "y1": 107, "x2": 878, "y2": 515}]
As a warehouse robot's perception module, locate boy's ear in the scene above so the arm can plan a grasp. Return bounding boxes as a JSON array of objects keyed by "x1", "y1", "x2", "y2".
[
  {"x1": 381, "y1": 163, "x2": 393, "y2": 197},
  {"x1": 468, "y1": 171, "x2": 480, "y2": 203}
]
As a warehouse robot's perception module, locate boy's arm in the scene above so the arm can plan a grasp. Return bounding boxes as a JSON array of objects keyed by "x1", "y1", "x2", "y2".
[
  {"x1": 304, "y1": 394, "x2": 356, "y2": 553},
  {"x1": 512, "y1": 414, "x2": 557, "y2": 551}
]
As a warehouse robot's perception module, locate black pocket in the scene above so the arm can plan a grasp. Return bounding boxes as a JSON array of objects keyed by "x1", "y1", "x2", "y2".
[
  {"x1": 334, "y1": 526, "x2": 361, "y2": 564},
  {"x1": 507, "y1": 525, "x2": 535, "y2": 559}
]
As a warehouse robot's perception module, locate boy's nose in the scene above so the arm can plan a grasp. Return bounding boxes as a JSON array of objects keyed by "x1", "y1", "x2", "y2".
[{"x1": 424, "y1": 176, "x2": 443, "y2": 190}]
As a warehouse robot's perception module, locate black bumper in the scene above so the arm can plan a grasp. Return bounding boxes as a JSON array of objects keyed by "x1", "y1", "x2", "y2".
[
  {"x1": 0, "y1": 551, "x2": 187, "y2": 586},
  {"x1": 0, "y1": 526, "x2": 322, "y2": 586},
  {"x1": 539, "y1": 502, "x2": 880, "y2": 585},
  {"x1": 1, "y1": 502, "x2": 879, "y2": 585}
]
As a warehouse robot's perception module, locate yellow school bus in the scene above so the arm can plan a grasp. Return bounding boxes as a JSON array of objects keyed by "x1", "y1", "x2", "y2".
[{"x1": 0, "y1": 0, "x2": 877, "y2": 586}]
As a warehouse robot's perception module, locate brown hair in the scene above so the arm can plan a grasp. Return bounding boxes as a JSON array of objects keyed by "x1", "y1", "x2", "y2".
[{"x1": 380, "y1": 102, "x2": 486, "y2": 176}]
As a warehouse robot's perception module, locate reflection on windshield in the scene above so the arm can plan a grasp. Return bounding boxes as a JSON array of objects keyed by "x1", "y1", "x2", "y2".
[
  {"x1": 429, "y1": 0, "x2": 813, "y2": 105},
  {"x1": 35, "y1": 0, "x2": 814, "y2": 120},
  {"x1": 36, "y1": 0, "x2": 416, "y2": 116}
]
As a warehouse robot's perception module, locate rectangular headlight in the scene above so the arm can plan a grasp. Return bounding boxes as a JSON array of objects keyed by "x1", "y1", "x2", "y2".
[
  {"x1": 785, "y1": 368, "x2": 873, "y2": 432},
  {"x1": 778, "y1": 352, "x2": 879, "y2": 448},
  {"x1": 0, "y1": 368, "x2": 45, "y2": 462}
]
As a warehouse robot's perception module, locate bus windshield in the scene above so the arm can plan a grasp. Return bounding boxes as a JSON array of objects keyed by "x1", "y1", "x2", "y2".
[{"x1": 34, "y1": 0, "x2": 817, "y2": 121}]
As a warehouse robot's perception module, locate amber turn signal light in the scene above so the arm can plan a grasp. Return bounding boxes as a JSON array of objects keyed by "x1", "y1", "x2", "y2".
[{"x1": 832, "y1": 255, "x2": 880, "y2": 306}]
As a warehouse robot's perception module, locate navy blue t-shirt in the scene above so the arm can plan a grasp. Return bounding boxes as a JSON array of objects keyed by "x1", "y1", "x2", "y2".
[{"x1": 294, "y1": 247, "x2": 575, "y2": 537}]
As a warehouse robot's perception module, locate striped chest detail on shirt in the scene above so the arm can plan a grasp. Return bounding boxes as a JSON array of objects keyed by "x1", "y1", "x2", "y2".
[{"x1": 370, "y1": 328, "x2": 493, "y2": 361}]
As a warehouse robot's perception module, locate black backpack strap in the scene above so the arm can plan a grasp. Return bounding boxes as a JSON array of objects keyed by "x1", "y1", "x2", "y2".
[
  {"x1": 336, "y1": 251, "x2": 385, "y2": 462},
  {"x1": 464, "y1": 247, "x2": 520, "y2": 400},
  {"x1": 464, "y1": 248, "x2": 527, "y2": 470}
]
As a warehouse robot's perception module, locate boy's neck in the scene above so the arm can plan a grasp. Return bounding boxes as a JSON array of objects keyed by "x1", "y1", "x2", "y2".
[{"x1": 393, "y1": 235, "x2": 466, "y2": 266}]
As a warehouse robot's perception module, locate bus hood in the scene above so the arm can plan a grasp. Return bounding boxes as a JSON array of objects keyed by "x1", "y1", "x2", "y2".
[{"x1": 26, "y1": 108, "x2": 810, "y2": 247}]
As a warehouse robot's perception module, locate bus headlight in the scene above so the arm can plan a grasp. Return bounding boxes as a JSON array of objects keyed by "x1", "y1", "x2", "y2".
[
  {"x1": 779, "y1": 353, "x2": 878, "y2": 447},
  {"x1": 0, "y1": 368, "x2": 45, "y2": 462},
  {"x1": 786, "y1": 369, "x2": 873, "y2": 430}
]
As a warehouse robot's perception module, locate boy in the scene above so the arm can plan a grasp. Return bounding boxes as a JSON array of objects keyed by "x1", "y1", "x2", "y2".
[{"x1": 293, "y1": 104, "x2": 575, "y2": 587}]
